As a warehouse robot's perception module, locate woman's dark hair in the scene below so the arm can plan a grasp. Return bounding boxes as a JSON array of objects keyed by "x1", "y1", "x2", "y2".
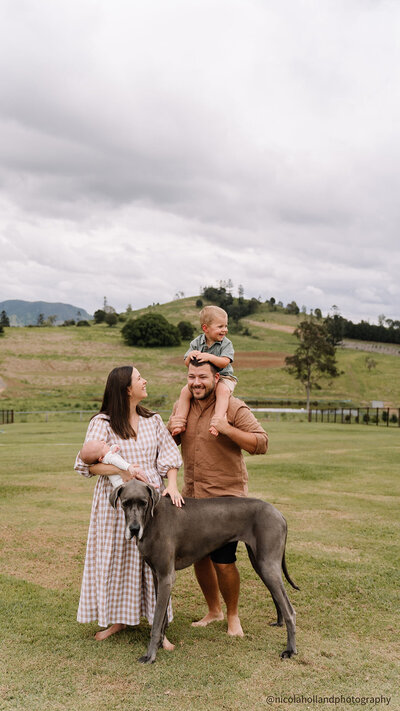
[{"x1": 94, "y1": 365, "x2": 155, "y2": 439}]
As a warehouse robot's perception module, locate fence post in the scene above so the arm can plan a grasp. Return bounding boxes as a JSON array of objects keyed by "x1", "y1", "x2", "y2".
[{"x1": 387, "y1": 408, "x2": 389, "y2": 427}]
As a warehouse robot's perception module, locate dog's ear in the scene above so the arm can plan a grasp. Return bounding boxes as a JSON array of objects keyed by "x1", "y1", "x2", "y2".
[
  {"x1": 109, "y1": 484, "x2": 124, "y2": 509},
  {"x1": 146, "y1": 485, "x2": 161, "y2": 517}
]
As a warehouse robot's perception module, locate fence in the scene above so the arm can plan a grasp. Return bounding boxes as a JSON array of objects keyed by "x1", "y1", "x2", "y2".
[
  {"x1": 310, "y1": 407, "x2": 400, "y2": 427},
  {"x1": 2, "y1": 406, "x2": 400, "y2": 427}
]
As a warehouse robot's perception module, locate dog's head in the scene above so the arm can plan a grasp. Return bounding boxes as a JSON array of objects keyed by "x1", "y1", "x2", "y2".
[{"x1": 109, "y1": 480, "x2": 161, "y2": 541}]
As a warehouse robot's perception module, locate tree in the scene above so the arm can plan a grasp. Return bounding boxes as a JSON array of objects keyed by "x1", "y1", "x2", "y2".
[
  {"x1": 285, "y1": 319, "x2": 341, "y2": 417},
  {"x1": 177, "y1": 320, "x2": 195, "y2": 340},
  {"x1": 324, "y1": 313, "x2": 345, "y2": 346},
  {"x1": 285, "y1": 300, "x2": 300, "y2": 315},
  {"x1": 94, "y1": 309, "x2": 106, "y2": 323},
  {"x1": 0, "y1": 310, "x2": 10, "y2": 327},
  {"x1": 36, "y1": 313, "x2": 45, "y2": 326},
  {"x1": 105, "y1": 312, "x2": 118, "y2": 327},
  {"x1": 0, "y1": 324, "x2": 4, "y2": 336},
  {"x1": 122, "y1": 314, "x2": 181, "y2": 348}
]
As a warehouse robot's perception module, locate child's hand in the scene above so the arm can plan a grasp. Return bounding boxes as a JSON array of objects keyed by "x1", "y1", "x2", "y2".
[
  {"x1": 192, "y1": 352, "x2": 209, "y2": 363},
  {"x1": 189, "y1": 350, "x2": 202, "y2": 359},
  {"x1": 162, "y1": 484, "x2": 185, "y2": 508}
]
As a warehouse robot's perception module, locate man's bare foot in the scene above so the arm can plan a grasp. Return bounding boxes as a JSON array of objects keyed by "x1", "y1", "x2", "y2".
[
  {"x1": 162, "y1": 636, "x2": 175, "y2": 651},
  {"x1": 191, "y1": 611, "x2": 224, "y2": 627},
  {"x1": 95, "y1": 623, "x2": 126, "y2": 641},
  {"x1": 209, "y1": 425, "x2": 219, "y2": 437},
  {"x1": 227, "y1": 616, "x2": 244, "y2": 637}
]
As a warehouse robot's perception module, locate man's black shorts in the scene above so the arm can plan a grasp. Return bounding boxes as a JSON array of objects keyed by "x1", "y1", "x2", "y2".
[{"x1": 210, "y1": 541, "x2": 238, "y2": 564}]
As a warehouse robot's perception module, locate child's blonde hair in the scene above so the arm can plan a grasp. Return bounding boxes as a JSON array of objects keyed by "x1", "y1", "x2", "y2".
[{"x1": 199, "y1": 305, "x2": 228, "y2": 326}]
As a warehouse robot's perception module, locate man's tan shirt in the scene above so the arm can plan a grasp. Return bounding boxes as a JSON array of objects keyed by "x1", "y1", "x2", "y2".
[{"x1": 170, "y1": 394, "x2": 268, "y2": 499}]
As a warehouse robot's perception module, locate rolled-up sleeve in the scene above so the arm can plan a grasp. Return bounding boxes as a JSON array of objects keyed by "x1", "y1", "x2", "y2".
[
  {"x1": 232, "y1": 405, "x2": 268, "y2": 455},
  {"x1": 74, "y1": 415, "x2": 110, "y2": 478},
  {"x1": 155, "y1": 415, "x2": 183, "y2": 477}
]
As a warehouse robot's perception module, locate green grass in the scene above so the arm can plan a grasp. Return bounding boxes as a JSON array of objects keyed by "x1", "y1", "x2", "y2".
[
  {"x1": 1, "y1": 297, "x2": 400, "y2": 412},
  {"x1": 0, "y1": 420, "x2": 399, "y2": 710}
]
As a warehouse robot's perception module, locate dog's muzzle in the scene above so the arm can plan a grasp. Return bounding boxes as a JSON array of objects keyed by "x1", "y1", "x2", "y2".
[{"x1": 125, "y1": 523, "x2": 142, "y2": 541}]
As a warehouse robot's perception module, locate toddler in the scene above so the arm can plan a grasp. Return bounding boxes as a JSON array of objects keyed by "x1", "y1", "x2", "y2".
[{"x1": 172, "y1": 305, "x2": 237, "y2": 437}]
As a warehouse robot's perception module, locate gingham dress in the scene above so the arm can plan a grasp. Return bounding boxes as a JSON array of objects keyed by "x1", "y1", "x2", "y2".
[{"x1": 75, "y1": 413, "x2": 182, "y2": 628}]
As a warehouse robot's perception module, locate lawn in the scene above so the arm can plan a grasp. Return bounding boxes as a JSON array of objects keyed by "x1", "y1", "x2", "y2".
[{"x1": 0, "y1": 419, "x2": 398, "y2": 711}]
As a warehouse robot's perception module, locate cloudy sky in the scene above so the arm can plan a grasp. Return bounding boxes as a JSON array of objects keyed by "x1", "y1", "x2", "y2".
[{"x1": 0, "y1": 0, "x2": 399, "y2": 322}]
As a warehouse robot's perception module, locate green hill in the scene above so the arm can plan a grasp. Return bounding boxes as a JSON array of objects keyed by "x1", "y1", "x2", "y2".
[{"x1": 0, "y1": 296, "x2": 399, "y2": 412}]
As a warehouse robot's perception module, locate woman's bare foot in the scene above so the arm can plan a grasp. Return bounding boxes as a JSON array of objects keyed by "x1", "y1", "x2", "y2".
[
  {"x1": 162, "y1": 636, "x2": 175, "y2": 651},
  {"x1": 95, "y1": 623, "x2": 126, "y2": 641},
  {"x1": 191, "y1": 611, "x2": 224, "y2": 627},
  {"x1": 227, "y1": 615, "x2": 244, "y2": 637}
]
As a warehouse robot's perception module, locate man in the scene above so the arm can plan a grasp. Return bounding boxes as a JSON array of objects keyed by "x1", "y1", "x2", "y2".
[{"x1": 168, "y1": 358, "x2": 268, "y2": 636}]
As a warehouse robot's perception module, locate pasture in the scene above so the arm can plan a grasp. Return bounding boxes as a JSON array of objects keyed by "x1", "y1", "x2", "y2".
[{"x1": 0, "y1": 419, "x2": 398, "y2": 711}]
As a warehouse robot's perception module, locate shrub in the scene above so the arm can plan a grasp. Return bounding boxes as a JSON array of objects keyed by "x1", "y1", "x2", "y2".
[
  {"x1": 122, "y1": 313, "x2": 181, "y2": 347},
  {"x1": 77, "y1": 320, "x2": 91, "y2": 327},
  {"x1": 196, "y1": 299, "x2": 203, "y2": 308},
  {"x1": 93, "y1": 309, "x2": 106, "y2": 323},
  {"x1": 177, "y1": 320, "x2": 195, "y2": 340},
  {"x1": 105, "y1": 312, "x2": 118, "y2": 327}
]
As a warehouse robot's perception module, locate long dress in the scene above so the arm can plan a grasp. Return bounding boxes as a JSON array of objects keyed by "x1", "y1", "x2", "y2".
[{"x1": 74, "y1": 413, "x2": 182, "y2": 627}]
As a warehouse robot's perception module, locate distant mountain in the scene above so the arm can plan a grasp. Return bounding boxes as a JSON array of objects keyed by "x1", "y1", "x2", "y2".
[{"x1": 0, "y1": 300, "x2": 92, "y2": 326}]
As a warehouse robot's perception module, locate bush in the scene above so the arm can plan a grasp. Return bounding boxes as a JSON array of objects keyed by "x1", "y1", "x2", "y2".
[
  {"x1": 93, "y1": 309, "x2": 106, "y2": 323},
  {"x1": 105, "y1": 312, "x2": 118, "y2": 327},
  {"x1": 77, "y1": 320, "x2": 91, "y2": 327},
  {"x1": 62, "y1": 319, "x2": 76, "y2": 326},
  {"x1": 196, "y1": 299, "x2": 203, "y2": 308},
  {"x1": 0, "y1": 324, "x2": 4, "y2": 336},
  {"x1": 177, "y1": 320, "x2": 195, "y2": 340},
  {"x1": 390, "y1": 413, "x2": 398, "y2": 424},
  {"x1": 122, "y1": 313, "x2": 181, "y2": 347}
]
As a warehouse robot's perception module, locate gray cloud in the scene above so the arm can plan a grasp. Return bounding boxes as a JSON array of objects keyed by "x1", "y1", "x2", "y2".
[{"x1": 0, "y1": 0, "x2": 399, "y2": 322}]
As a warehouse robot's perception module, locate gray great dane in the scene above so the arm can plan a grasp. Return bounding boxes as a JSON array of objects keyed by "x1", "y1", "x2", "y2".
[{"x1": 110, "y1": 480, "x2": 299, "y2": 664}]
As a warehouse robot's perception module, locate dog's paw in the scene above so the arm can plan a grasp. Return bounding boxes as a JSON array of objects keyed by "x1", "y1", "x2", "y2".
[
  {"x1": 280, "y1": 649, "x2": 297, "y2": 659},
  {"x1": 138, "y1": 654, "x2": 156, "y2": 664}
]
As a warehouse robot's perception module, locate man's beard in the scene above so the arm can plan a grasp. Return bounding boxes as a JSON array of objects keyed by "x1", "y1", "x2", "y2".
[{"x1": 188, "y1": 383, "x2": 215, "y2": 400}]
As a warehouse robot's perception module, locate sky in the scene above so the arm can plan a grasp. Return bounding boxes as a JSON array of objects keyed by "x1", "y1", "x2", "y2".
[{"x1": 0, "y1": 0, "x2": 399, "y2": 323}]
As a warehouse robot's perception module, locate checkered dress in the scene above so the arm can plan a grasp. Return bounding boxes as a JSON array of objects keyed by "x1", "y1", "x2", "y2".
[{"x1": 75, "y1": 413, "x2": 182, "y2": 628}]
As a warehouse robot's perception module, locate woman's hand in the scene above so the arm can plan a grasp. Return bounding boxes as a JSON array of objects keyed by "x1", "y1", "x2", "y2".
[
  {"x1": 124, "y1": 464, "x2": 148, "y2": 483},
  {"x1": 162, "y1": 468, "x2": 184, "y2": 507},
  {"x1": 162, "y1": 484, "x2": 184, "y2": 508}
]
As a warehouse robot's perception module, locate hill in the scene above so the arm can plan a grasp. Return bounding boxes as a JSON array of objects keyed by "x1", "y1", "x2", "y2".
[
  {"x1": 0, "y1": 300, "x2": 92, "y2": 326},
  {"x1": 0, "y1": 295, "x2": 399, "y2": 412}
]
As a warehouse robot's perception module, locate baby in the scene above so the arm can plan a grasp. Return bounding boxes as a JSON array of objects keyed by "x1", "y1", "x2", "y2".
[
  {"x1": 172, "y1": 305, "x2": 237, "y2": 437},
  {"x1": 79, "y1": 440, "x2": 151, "y2": 488}
]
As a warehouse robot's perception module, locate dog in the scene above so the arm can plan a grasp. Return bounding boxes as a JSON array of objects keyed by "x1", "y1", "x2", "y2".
[{"x1": 110, "y1": 480, "x2": 299, "y2": 663}]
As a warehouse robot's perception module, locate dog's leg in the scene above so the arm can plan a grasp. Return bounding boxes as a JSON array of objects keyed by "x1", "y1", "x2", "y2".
[
  {"x1": 255, "y1": 561, "x2": 297, "y2": 658},
  {"x1": 245, "y1": 544, "x2": 283, "y2": 627},
  {"x1": 138, "y1": 571, "x2": 175, "y2": 664}
]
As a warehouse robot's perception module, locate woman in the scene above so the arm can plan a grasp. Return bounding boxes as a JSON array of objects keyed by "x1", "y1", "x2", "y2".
[{"x1": 75, "y1": 365, "x2": 183, "y2": 646}]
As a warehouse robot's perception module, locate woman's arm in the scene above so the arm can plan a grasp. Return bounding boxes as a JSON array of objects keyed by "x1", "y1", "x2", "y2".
[
  {"x1": 162, "y1": 468, "x2": 184, "y2": 508},
  {"x1": 89, "y1": 462, "x2": 148, "y2": 483}
]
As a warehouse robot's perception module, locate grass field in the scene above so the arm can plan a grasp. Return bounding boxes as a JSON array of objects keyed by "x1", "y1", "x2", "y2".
[
  {"x1": 1, "y1": 297, "x2": 400, "y2": 413},
  {"x1": 0, "y1": 419, "x2": 399, "y2": 711}
]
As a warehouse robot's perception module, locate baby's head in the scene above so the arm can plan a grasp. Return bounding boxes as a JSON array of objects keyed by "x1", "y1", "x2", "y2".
[
  {"x1": 80, "y1": 439, "x2": 109, "y2": 464},
  {"x1": 199, "y1": 305, "x2": 228, "y2": 342}
]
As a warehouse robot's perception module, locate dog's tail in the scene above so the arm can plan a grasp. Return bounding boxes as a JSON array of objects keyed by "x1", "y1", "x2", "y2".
[{"x1": 282, "y1": 551, "x2": 300, "y2": 591}]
